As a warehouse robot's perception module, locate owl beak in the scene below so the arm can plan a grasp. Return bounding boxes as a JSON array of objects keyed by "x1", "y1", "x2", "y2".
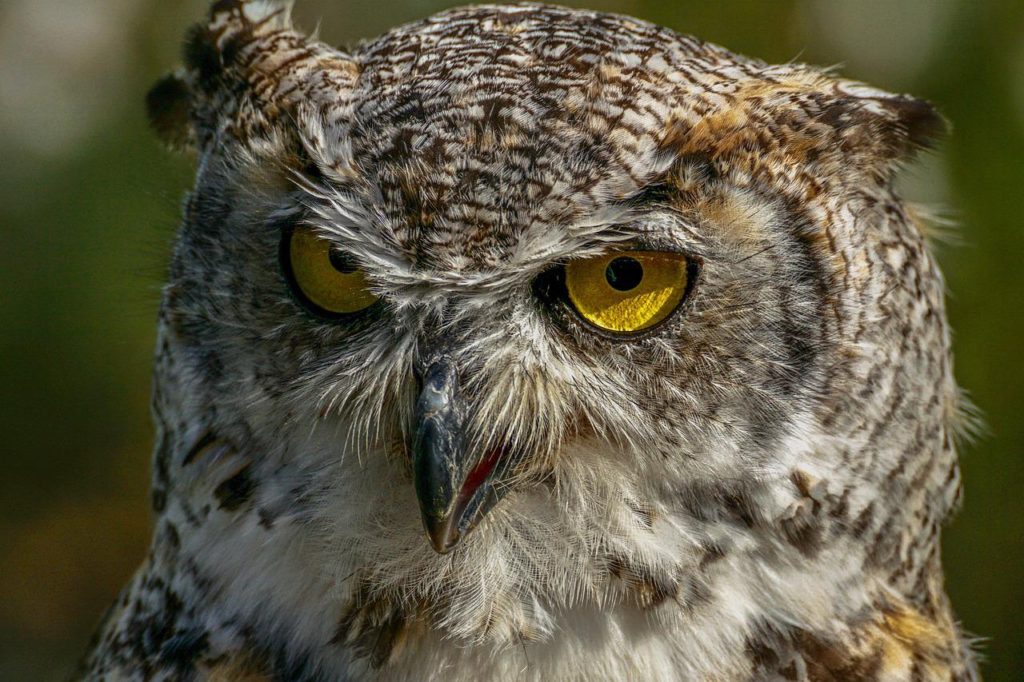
[{"x1": 412, "y1": 359, "x2": 506, "y2": 554}]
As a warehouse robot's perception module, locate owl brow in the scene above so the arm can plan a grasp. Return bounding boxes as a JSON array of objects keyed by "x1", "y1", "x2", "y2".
[
  {"x1": 617, "y1": 181, "x2": 681, "y2": 209},
  {"x1": 537, "y1": 224, "x2": 639, "y2": 266},
  {"x1": 291, "y1": 177, "x2": 414, "y2": 273}
]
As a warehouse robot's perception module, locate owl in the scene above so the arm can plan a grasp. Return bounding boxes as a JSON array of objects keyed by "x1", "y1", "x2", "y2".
[{"x1": 76, "y1": 1, "x2": 977, "y2": 680}]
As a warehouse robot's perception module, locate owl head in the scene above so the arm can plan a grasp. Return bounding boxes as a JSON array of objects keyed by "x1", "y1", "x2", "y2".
[{"x1": 147, "y1": 0, "x2": 959, "y2": 650}]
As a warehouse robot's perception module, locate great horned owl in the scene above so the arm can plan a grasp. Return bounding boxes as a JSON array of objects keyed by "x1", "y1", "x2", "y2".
[{"x1": 77, "y1": 1, "x2": 977, "y2": 680}]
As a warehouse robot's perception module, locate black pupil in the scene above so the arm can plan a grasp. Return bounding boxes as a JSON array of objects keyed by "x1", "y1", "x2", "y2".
[
  {"x1": 328, "y1": 248, "x2": 358, "y2": 274},
  {"x1": 605, "y1": 256, "x2": 644, "y2": 291}
]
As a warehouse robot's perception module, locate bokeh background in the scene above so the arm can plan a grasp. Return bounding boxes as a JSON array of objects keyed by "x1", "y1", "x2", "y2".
[{"x1": 2, "y1": 0, "x2": 1021, "y2": 679}]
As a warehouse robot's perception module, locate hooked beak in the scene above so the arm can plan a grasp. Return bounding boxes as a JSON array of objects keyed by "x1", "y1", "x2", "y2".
[{"x1": 411, "y1": 359, "x2": 508, "y2": 554}]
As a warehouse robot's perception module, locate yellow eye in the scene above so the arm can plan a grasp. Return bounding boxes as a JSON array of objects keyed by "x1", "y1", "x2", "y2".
[
  {"x1": 564, "y1": 251, "x2": 691, "y2": 333},
  {"x1": 283, "y1": 228, "x2": 379, "y2": 316}
]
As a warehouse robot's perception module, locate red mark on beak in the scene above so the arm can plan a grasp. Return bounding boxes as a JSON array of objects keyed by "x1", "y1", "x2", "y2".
[{"x1": 457, "y1": 446, "x2": 503, "y2": 506}]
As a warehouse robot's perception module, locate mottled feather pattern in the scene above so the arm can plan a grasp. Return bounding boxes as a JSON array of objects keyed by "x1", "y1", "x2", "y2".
[{"x1": 78, "y1": 2, "x2": 975, "y2": 680}]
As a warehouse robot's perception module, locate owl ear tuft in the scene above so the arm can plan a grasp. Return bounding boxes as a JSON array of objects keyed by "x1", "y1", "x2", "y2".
[
  {"x1": 145, "y1": 1, "x2": 355, "y2": 156},
  {"x1": 660, "y1": 74, "x2": 947, "y2": 180},
  {"x1": 182, "y1": 1, "x2": 291, "y2": 91},
  {"x1": 182, "y1": 23, "x2": 226, "y2": 92},
  {"x1": 878, "y1": 94, "x2": 947, "y2": 153},
  {"x1": 822, "y1": 82, "x2": 948, "y2": 164},
  {"x1": 146, "y1": 72, "x2": 195, "y2": 150}
]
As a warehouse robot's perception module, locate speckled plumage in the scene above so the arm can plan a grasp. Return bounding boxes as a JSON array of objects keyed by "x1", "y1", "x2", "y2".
[{"x1": 77, "y1": 2, "x2": 976, "y2": 680}]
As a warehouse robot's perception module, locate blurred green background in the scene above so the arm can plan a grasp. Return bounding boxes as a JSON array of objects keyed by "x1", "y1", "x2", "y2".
[{"x1": 1, "y1": 1, "x2": 1021, "y2": 679}]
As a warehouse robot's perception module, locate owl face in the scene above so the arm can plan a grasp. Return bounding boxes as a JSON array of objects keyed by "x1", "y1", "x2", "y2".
[
  {"x1": 171, "y1": 124, "x2": 825, "y2": 554},
  {"x1": 152, "y1": 2, "x2": 952, "y2": 645}
]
